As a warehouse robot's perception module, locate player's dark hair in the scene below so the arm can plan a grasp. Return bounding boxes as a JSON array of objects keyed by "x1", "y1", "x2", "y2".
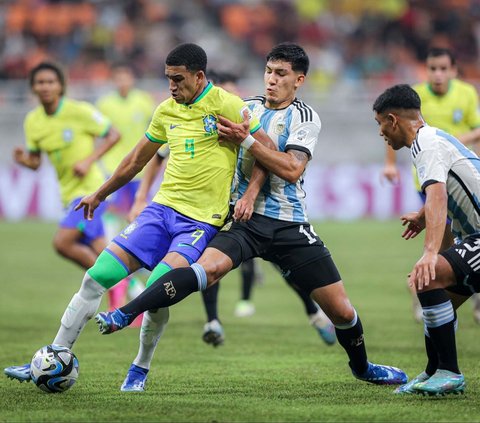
[
  {"x1": 266, "y1": 43, "x2": 309, "y2": 75},
  {"x1": 166, "y1": 43, "x2": 207, "y2": 73},
  {"x1": 427, "y1": 47, "x2": 456, "y2": 66},
  {"x1": 29, "y1": 62, "x2": 66, "y2": 95},
  {"x1": 373, "y1": 84, "x2": 421, "y2": 114},
  {"x1": 208, "y1": 70, "x2": 238, "y2": 85}
]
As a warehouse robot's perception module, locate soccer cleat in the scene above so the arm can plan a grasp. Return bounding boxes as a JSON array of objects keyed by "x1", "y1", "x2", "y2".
[
  {"x1": 393, "y1": 371, "x2": 430, "y2": 394},
  {"x1": 234, "y1": 300, "x2": 255, "y2": 318},
  {"x1": 4, "y1": 364, "x2": 31, "y2": 382},
  {"x1": 413, "y1": 369, "x2": 465, "y2": 396},
  {"x1": 95, "y1": 309, "x2": 133, "y2": 334},
  {"x1": 202, "y1": 319, "x2": 225, "y2": 347},
  {"x1": 352, "y1": 362, "x2": 408, "y2": 385},
  {"x1": 120, "y1": 364, "x2": 149, "y2": 392},
  {"x1": 309, "y1": 311, "x2": 336, "y2": 345}
]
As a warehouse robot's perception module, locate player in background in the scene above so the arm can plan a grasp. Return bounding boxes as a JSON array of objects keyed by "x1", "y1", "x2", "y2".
[
  {"x1": 374, "y1": 84, "x2": 478, "y2": 396},
  {"x1": 382, "y1": 47, "x2": 480, "y2": 323},
  {"x1": 96, "y1": 64, "x2": 155, "y2": 311},
  {"x1": 12, "y1": 61, "x2": 120, "y2": 281},
  {"x1": 95, "y1": 43, "x2": 407, "y2": 389},
  {"x1": 4, "y1": 43, "x2": 268, "y2": 391}
]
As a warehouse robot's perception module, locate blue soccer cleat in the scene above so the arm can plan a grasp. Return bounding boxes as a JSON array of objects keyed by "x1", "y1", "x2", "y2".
[
  {"x1": 352, "y1": 362, "x2": 408, "y2": 385},
  {"x1": 4, "y1": 363, "x2": 32, "y2": 382},
  {"x1": 202, "y1": 319, "x2": 225, "y2": 347},
  {"x1": 413, "y1": 369, "x2": 465, "y2": 396},
  {"x1": 393, "y1": 371, "x2": 430, "y2": 394},
  {"x1": 95, "y1": 309, "x2": 132, "y2": 334},
  {"x1": 121, "y1": 364, "x2": 149, "y2": 392}
]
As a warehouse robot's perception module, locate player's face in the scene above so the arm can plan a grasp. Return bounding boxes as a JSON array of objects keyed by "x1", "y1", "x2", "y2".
[
  {"x1": 426, "y1": 54, "x2": 456, "y2": 95},
  {"x1": 31, "y1": 69, "x2": 63, "y2": 105},
  {"x1": 264, "y1": 60, "x2": 304, "y2": 109},
  {"x1": 165, "y1": 65, "x2": 204, "y2": 104},
  {"x1": 113, "y1": 67, "x2": 135, "y2": 96},
  {"x1": 375, "y1": 112, "x2": 405, "y2": 150}
]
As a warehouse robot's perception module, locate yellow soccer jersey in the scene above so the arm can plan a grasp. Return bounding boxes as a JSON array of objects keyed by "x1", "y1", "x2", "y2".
[
  {"x1": 96, "y1": 89, "x2": 154, "y2": 177},
  {"x1": 412, "y1": 79, "x2": 480, "y2": 191},
  {"x1": 146, "y1": 82, "x2": 261, "y2": 226},
  {"x1": 24, "y1": 97, "x2": 111, "y2": 206}
]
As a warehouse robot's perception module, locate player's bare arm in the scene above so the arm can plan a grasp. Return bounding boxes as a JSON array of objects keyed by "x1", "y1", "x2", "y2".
[
  {"x1": 382, "y1": 145, "x2": 400, "y2": 184},
  {"x1": 217, "y1": 112, "x2": 307, "y2": 183},
  {"x1": 408, "y1": 182, "x2": 448, "y2": 290},
  {"x1": 13, "y1": 148, "x2": 41, "y2": 170},
  {"x1": 75, "y1": 135, "x2": 160, "y2": 220},
  {"x1": 73, "y1": 126, "x2": 121, "y2": 177},
  {"x1": 128, "y1": 153, "x2": 165, "y2": 222}
]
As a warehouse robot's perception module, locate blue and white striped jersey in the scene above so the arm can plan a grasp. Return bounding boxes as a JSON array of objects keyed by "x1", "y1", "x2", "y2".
[
  {"x1": 412, "y1": 125, "x2": 480, "y2": 240},
  {"x1": 232, "y1": 96, "x2": 321, "y2": 222}
]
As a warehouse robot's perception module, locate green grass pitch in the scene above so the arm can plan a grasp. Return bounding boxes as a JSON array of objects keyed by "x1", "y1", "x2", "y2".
[{"x1": 0, "y1": 220, "x2": 479, "y2": 422}]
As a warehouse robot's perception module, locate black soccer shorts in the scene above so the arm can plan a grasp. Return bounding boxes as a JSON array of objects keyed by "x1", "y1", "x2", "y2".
[
  {"x1": 441, "y1": 234, "x2": 480, "y2": 296},
  {"x1": 207, "y1": 213, "x2": 341, "y2": 293}
]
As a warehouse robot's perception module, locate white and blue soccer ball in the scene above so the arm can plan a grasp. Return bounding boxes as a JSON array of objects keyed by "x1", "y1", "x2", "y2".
[{"x1": 30, "y1": 344, "x2": 79, "y2": 393}]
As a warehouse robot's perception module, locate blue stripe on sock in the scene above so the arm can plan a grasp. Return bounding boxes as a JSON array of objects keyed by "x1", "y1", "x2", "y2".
[
  {"x1": 105, "y1": 248, "x2": 129, "y2": 273},
  {"x1": 423, "y1": 300, "x2": 454, "y2": 328},
  {"x1": 334, "y1": 309, "x2": 357, "y2": 330},
  {"x1": 191, "y1": 263, "x2": 207, "y2": 291}
]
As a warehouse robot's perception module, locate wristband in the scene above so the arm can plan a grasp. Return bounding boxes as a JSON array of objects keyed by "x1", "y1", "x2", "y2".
[{"x1": 240, "y1": 134, "x2": 256, "y2": 150}]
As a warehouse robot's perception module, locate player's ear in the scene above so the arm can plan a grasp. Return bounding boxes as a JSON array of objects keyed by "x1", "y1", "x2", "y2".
[
  {"x1": 295, "y1": 74, "x2": 305, "y2": 88},
  {"x1": 387, "y1": 113, "x2": 398, "y2": 128}
]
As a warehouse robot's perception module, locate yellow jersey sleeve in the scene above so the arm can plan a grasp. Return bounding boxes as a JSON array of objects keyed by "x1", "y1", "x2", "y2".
[
  {"x1": 464, "y1": 84, "x2": 480, "y2": 129},
  {"x1": 24, "y1": 113, "x2": 39, "y2": 152},
  {"x1": 220, "y1": 92, "x2": 262, "y2": 133},
  {"x1": 145, "y1": 104, "x2": 167, "y2": 143}
]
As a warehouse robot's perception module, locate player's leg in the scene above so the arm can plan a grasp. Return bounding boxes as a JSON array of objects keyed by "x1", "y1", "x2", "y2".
[
  {"x1": 273, "y1": 230, "x2": 406, "y2": 385},
  {"x1": 282, "y1": 276, "x2": 336, "y2": 345},
  {"x1": 234, "y1": 259, "x2": 256, "y2": 317},
  {"x1": 4, "y1": 243, "x2": 141, "y2": 383},
  {"x1": 201, "y1": 283, "x2": 225, "y2": 347}
]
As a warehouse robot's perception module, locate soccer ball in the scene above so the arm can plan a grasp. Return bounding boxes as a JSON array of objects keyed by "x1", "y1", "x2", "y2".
[{"x1": 30, "y1": 344, "x2": 79, "y2": 393}]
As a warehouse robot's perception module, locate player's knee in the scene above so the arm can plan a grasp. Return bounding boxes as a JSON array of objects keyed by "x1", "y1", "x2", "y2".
[
  {"x1": 328, "y1": 302, "x2": 356, "y2": 325},
  {"x1": 52, "y1": 234, "x2": 70, "y2": 257}
]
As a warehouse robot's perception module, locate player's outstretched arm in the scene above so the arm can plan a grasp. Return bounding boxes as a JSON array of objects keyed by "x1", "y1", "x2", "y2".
[
  {"x1": 382, "y1": 145, "x2": 400, "y2": 184},
  {"x1": 217, "y1": 112, "x2": 307, "y2": 183},
  {"x1": 73, "y1": 126, "x2": 121, "y2": 177},
  {"x1": 12, "y1": 147, "x2": 41, "y2": 170},
  {"x1": 75, "y1": 136, "x2": 160, "y2": 220},
  {"x1": 128, "y1": 153, "x2": 166, "y2": 222},
  {"x1": 233, "y1": 131, "x2": 274, "y2": 222}
]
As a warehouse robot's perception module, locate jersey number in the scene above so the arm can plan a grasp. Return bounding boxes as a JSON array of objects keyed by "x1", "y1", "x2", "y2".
[
  {"x1": 299, "y1": 224, "x2": 318, "y2": 245},
  {"x1": 191, "y1": 229, "x2": 205, "y2": 245},
  {"x1": 185, "y1": 138, "x2": 195, "y2": 158}
]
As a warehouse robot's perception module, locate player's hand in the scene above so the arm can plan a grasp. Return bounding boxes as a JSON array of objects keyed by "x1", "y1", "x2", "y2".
[
  {"x1": 400, "y1": 212, "x2": 425, "y2": 239},
  {"x1": 217, "y1": 110, "x2": 250, "y2": 145},
  {"x1": 233, "y1": 196, "x2": 255, "y2": 222},
  {"x1": 381, "y1": 163, "x2": 400, "y2": 185},
  {"x1": 73, "y1": 158, "x2": 92, "y2": 178},
  {"x1": 13, "y1": 147, "x2": 26, "y2": 164},
  {"x1": 74, "y1": 193, "x2": 101, "y2": 220},
  {"x1": 409, "y1": 251, "x2": 437, "y2": 291},
  {"x1": 127, "y1": 199, "x2": 147, "y2": 223}
]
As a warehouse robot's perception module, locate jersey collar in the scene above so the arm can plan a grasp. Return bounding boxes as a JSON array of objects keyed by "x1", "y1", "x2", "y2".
[
  {"x1": 186, "y1": 82, "x2": 212, "y2": 105},
  {"x1": 427, "y1": 80, "x2": 452, "y2": 97}
]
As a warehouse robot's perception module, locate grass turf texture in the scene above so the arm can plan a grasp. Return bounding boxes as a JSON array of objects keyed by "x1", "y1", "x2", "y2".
[{"x1": 0, "y1": 220, "x2": 479, "y2": 422}]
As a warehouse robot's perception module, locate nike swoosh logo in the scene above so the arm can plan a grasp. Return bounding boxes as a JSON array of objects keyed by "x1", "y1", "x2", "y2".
[{"x1": 170, "y1": 124, "x2": 181, "y2": 129}]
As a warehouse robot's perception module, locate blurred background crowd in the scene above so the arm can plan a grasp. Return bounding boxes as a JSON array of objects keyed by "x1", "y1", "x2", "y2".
[{"x1": 1, "y1": 0, "x2": 480, "y2": 86}]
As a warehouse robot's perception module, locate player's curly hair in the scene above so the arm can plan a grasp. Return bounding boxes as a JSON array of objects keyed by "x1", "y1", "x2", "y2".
[
  {"x1": 266, "y1": 43, "x2": 309, "y2": 75},
  {"x1": 29, "y1": 62, "x2": 66, "y2": 95},
  {"x1": 166, "y1": 43, "x2": 207, "y2": 73},
  {"x1": 373, "y1": 84, "x2": 421, "y2": 114}
]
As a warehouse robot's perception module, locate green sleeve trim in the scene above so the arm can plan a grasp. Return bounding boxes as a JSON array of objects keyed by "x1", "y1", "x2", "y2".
[
  {"x1": 145, "y1": 132, "x2": 167, "y2": 144},
  {"x1": 250, "y1": 123, "x2": 262, "y2": 134},
  {"x1": 99, "y1": 123, "x2": 111, "y2": 138}
]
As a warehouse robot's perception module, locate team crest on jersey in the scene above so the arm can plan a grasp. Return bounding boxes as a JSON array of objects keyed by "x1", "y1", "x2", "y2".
[
  {"x1": 203, "y1": 114, "x2": 217, "y2": 134},
  {"x1": 295, "y1": 129, "x2": 308, "y2": 142},
  {"x1": 417, "y1": 165, "x2": 426, "y2": 181},
  {"x1": 62, "y1": 129, "x2": 73, "y2": 142},
  {"x1": 453, "y1": 109, "x2": 463, "y2": 123}
]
